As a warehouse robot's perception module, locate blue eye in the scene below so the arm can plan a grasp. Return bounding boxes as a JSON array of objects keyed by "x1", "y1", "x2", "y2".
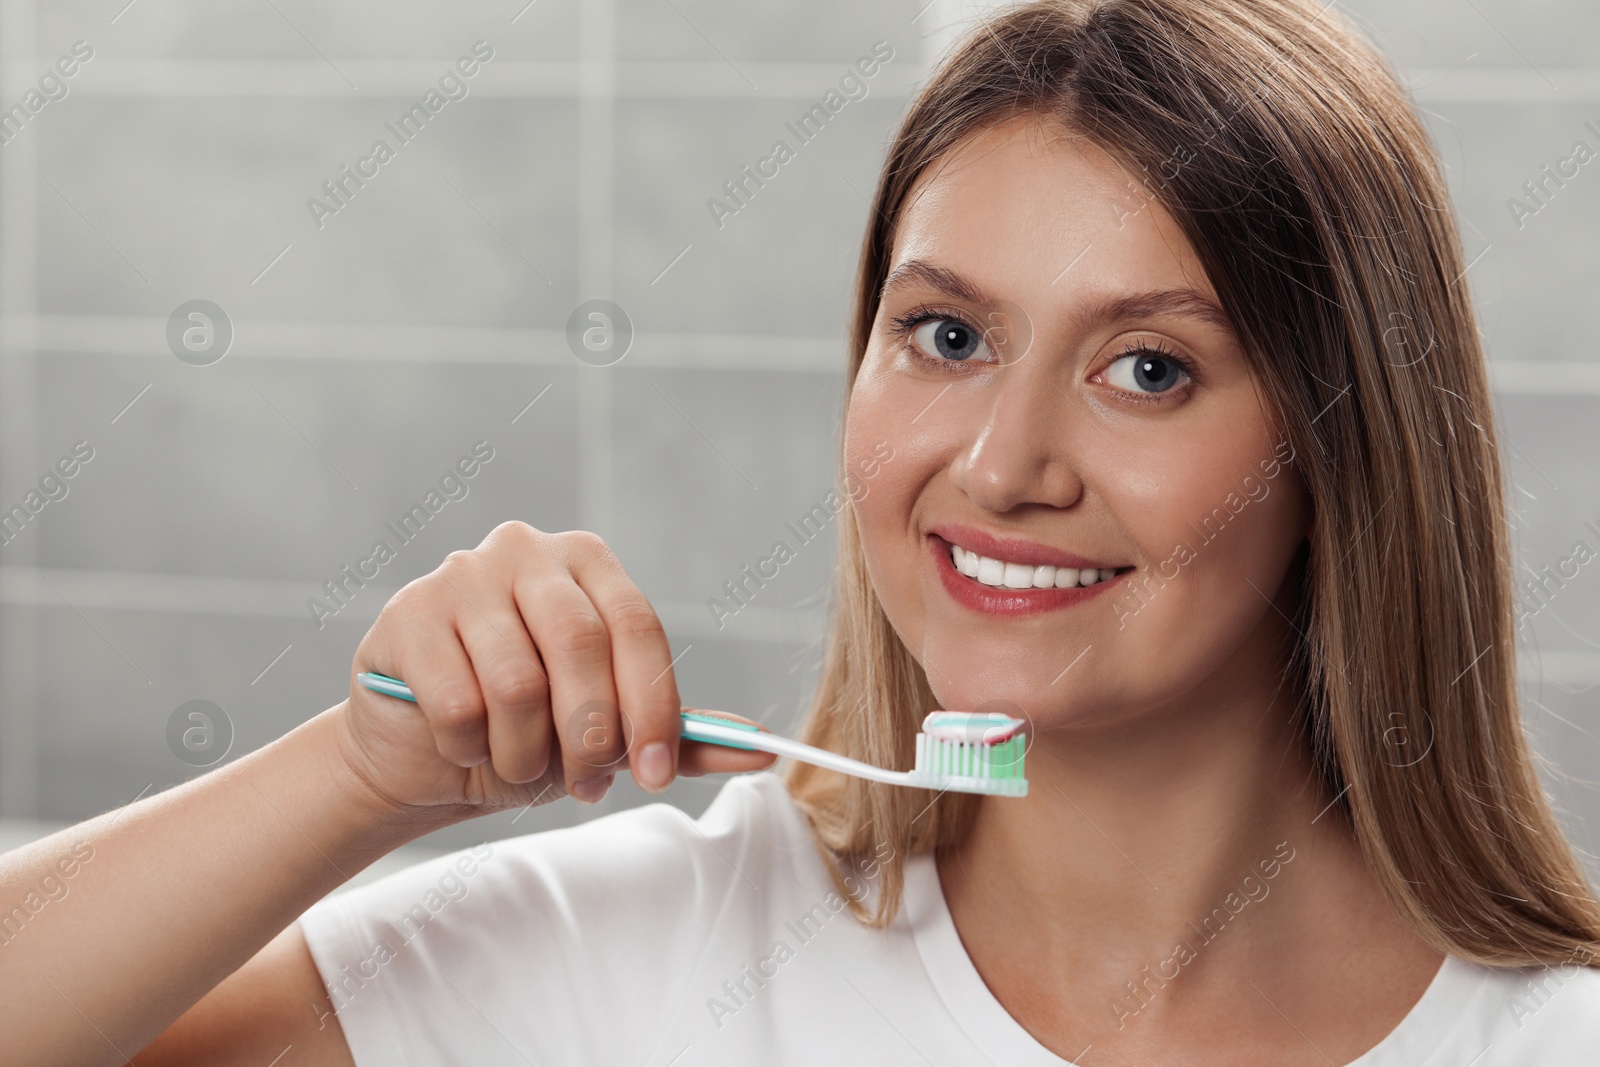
[
  {"x1": 911, "y1": 317, "x2": 991, "y2": 363},
  {"x1": 1103, "y1": 348, "x2": 1191, "y2": 394}
]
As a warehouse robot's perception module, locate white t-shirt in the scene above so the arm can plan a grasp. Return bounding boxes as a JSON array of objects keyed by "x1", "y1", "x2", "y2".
[{"x1": 298, "y1": 771, "x2": 1600, "y2": 1065}]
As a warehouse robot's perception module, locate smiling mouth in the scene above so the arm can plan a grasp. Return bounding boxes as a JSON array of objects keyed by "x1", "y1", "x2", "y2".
[
  {"x1": 948, "y1": 540, "x2": 1132, "y2": 589},
  {"x1": 928, "y1": 529, "x2": 1135, "y2": 591}
]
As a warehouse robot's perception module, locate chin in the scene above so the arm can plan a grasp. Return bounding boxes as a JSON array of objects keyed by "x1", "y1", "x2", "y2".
[
  {"x1": 916, "y1": 630, "x2": 1169, "y2": 734},
  {"x1": 919, "y1": 658, "x2": 1074, "y2": 728}
]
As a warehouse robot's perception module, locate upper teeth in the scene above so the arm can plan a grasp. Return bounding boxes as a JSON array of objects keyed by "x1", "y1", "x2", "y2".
[{"x1": 951, "y1": 544, "x2": 1117, "y2": 589}]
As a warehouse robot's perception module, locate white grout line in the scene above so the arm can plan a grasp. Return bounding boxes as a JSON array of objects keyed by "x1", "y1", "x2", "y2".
[
  {"x1": 4, "y1": 313, "x2": 850, "y2": 372},
  {"x1": 0, "y1": 564, "x2": 827, "y2": 645},
  {"x1": 0, "y1": 0, "x2": 42, "y2": 819},
  {"x1": 1490, "y1": 360, "x2": 1600, "y2": 396},
  {"x1": 1405, "y1": 67, "x2": 1600, "y2": 102},
  {"x1": 1, "y1": 58, "x2": 927, "y2": 99},
  {"x1": 579, "y1": 0, "x2": 616, "y2": 542}
]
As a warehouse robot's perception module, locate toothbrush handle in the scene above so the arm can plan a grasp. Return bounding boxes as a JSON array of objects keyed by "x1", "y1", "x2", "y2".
[
  {"x1": 677, "y1": 714, "x2": 914, "y2": 786},
  {"x1": 357, "y1": 671, "x2": 415, "y2": 702},
  {"x1": 355, "y1": 672, "x2": 914, "y2": 787}
]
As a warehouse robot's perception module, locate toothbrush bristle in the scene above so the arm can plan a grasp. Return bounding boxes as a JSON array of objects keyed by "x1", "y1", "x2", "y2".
[
  {"x1": 922, "y1": 710, "x2": 1023, "y2": 745},
  {"x1": 912, "y1": 712, "x2": 1028, "y2": 796}
]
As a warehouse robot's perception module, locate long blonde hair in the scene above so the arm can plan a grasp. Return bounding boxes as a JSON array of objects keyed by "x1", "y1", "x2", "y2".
[{"x1": 783, "y1": 0, "x2": 1600, "y2": 967}]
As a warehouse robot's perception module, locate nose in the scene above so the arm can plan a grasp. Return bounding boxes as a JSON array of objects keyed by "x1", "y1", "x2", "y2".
[{"x1": 946, "y1": 366, "x2": 1084, "y2": 513}]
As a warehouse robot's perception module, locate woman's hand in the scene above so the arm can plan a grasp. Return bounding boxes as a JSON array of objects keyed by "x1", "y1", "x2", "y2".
[{"x1": 334, "y1": 521, "x2": 775, "y2": 817}]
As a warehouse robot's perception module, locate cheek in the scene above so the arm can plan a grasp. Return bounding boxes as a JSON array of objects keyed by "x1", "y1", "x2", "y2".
[
  {"x1": 842, "y1": 366, "x2": 948, "y2": 646},
  {"x1": 843, "y1": 356, "x2": 947, "y2": 534},
  {"x1": 1062, "y1": 397, "x2": 1305, "y2": 694},
  {"x1": 1106, "y1": 429, "x2": 1308, "y2": 664},
  {"x1": 845, "y1": 384, "x2": 911, "y2": 546},
  {"x1": 1086, "y1": 389, "x2": 1298, "y2": 579}
]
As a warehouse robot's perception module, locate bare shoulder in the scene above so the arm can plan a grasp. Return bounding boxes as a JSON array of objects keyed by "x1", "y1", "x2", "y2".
[{"x1": 133, "y1": 924, "x2": 354, "y2": 1067}]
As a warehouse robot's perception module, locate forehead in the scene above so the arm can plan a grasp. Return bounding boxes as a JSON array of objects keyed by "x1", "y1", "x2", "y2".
[{"x1": 889, "y1": 115, "x2": 1217, "y2": 308}]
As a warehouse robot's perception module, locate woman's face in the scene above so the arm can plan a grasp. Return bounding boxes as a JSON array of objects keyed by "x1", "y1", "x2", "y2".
[{"x1": 845, "y1": 115, "x2": 1312, "y2": 730}]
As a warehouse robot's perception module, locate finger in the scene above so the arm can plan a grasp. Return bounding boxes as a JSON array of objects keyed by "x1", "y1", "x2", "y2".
[
  {"x1": 676, "y1": 709, "x2": 779, "y2": 776},
  {"x1": 381, "y1": 584, "x2": 490, "y2": 767},
  {"x1": 567, "y1": 537, "x2": 682, "y2": 793},
  {"x1": 450, "y1": 576, "x2": 554, "y2": 785},
  {"x1": 678, "y1": 745, "x2": 779, "y2": 776},
  {"x1": 515, "y1": 571, "x2": 626, "y2": 799}
]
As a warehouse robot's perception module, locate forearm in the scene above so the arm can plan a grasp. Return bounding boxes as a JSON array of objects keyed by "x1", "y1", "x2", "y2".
[{"x1": 0, "y1": 703, "x2": 454, "y2": 1066}]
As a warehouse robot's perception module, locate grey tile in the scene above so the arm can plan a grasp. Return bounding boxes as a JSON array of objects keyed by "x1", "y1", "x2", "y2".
[
  {"x1": 30, "y1": 600, "x2": 353, "y2": 820},
  {"x1": 613, "y1": 95, "x2": 905, "y2": 336},
  {"x1": 1339, "y1": 0, "x2": 1600, "y2": 71},
  {"x1": 609, "y1": 365, "x2": 847, "y2": 613},
  {"x1": 1520, "y1": 680, "x2": 1600, "y2": 884},
  {"x1": 38, "y1": 97, "x2": 580, "y2": 326},
  {"x1": 41, "y1": 0, "x2": 577, "y2": 62},
  {"x1": 1415, "y1": 101, "x2": 1600, "y2": 363},
  {"x1": 616, "y1": 0, "x2": 917, "y2": 64},
  {"x1": 1498, "y1": 394, "x2": 1600, "y2": 650},
  {"x1": 27, "y1": 351, "x2": 581, "y2": 583}
]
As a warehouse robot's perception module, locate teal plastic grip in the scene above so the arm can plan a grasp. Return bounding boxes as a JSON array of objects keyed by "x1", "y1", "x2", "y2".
[
  {"x1": 362, "y1": 673, "x2": 759, "y2": 756},
  {"x1": 358, "y1": 671, "x2": 417, "y2": 702},
  {"x1": 680, "y1": 710, "x2": 760, "y2": 751}
]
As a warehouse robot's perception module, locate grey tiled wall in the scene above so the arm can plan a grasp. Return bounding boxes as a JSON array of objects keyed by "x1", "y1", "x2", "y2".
[{"x1": 0, "y1": 0, "x2": 1596, "y2": 866}]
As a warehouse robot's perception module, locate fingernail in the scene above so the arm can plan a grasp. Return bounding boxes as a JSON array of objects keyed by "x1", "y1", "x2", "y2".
[
  {"x1": 570, "y1": 775, "x2": 613, "y2": 804},
  {"x1": 637, "y1": 742, "x2": 674, "y2": 792}
]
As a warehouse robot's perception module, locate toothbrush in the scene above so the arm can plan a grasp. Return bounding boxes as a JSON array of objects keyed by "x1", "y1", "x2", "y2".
[{"x1": 356, "y1": 671, "x2": 1028, "y2": 797}]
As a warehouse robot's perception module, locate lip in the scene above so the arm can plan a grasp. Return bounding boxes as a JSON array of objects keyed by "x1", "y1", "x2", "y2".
[
  {"x1": 929, "y1": 523, "x2": 1124, "y2": 570},
  {"x1": 928, "y1": 533, "x2": 1131, "y2": 617}
]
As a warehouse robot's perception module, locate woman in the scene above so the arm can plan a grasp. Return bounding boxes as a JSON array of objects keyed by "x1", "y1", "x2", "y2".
[{"x1": 6, "y1": 0, "x2": 1598, "y2": 1063}]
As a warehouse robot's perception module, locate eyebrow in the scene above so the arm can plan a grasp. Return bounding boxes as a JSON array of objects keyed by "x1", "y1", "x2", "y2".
[{"x1": 879, "y1": 258, "x2": 1235, "y2": 334}]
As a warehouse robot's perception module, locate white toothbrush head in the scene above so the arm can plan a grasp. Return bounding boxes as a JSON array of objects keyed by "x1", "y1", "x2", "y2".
[{"x1": 910, "y1": 711, "x2": 1029, "y2": 795}]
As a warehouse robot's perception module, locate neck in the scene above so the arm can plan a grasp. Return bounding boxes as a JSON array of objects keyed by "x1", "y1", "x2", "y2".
[
  {"x1": 935, "y1": 610, "x2": 1392, "y2": 1028},
  {"x1": 947, "y1": 681, "x2": 1331, "y2": 943}
]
